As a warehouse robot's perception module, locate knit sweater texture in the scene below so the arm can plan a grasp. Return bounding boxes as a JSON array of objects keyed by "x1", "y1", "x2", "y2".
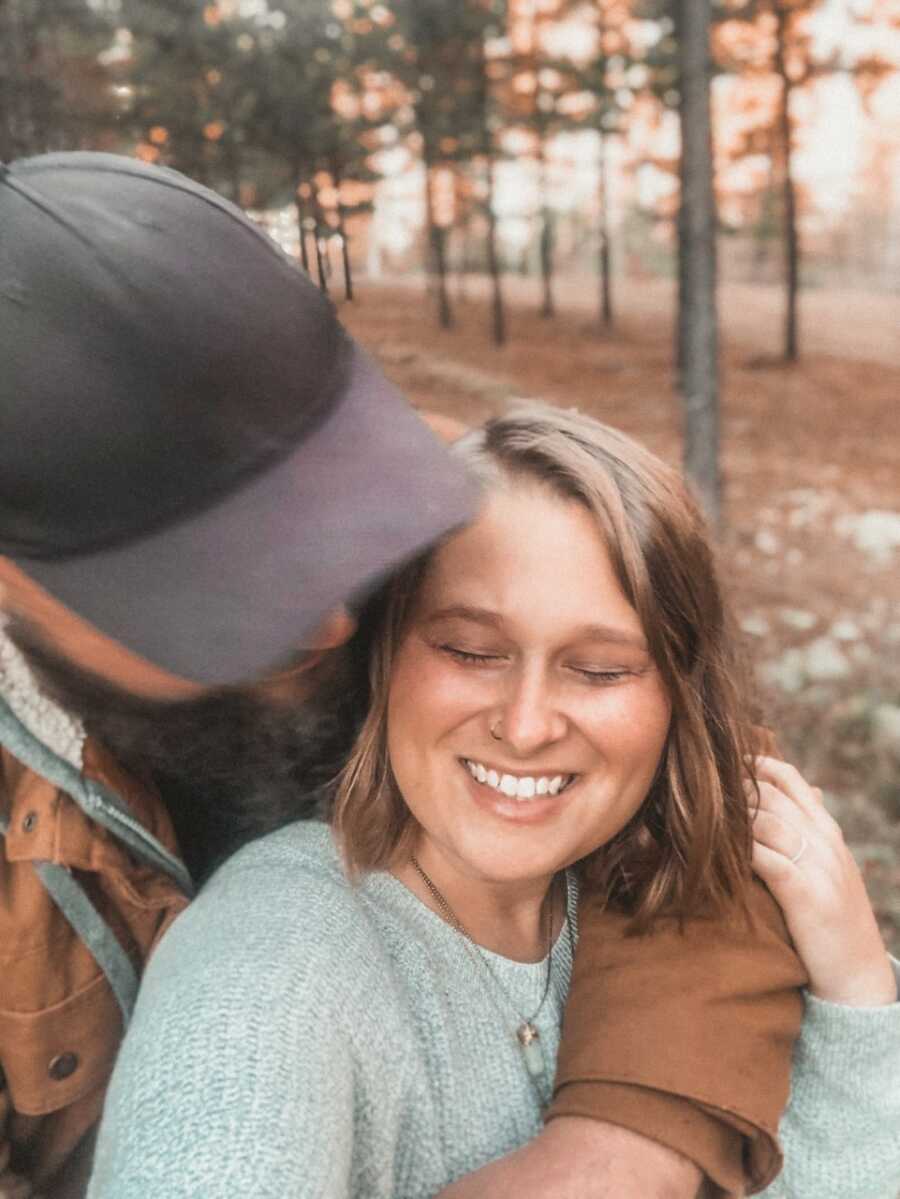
[{"x1": 88, "y1": 822, "x2": 900, "y2": 1199}]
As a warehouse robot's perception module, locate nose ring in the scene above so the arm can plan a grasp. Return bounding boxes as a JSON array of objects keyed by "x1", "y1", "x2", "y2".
[{"x1": 489, "y1": 719, "x2": 503, "y2": 742}]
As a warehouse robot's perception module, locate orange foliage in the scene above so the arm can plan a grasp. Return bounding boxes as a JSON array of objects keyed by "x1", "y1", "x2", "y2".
[{"x1": 135, "y1": 142, "x2": 160, "y2": 163}]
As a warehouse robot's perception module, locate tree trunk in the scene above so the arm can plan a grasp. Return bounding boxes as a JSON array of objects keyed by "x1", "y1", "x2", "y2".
[
  {"x1": 313, "y1": 225, "x2": 333, "y2": 298},
  {"x1": 676, "y1": 0, "x2": 721, "y2": 528},
  {"x1": 455, "y1": 209, "x2": 470, "y2": 304},
  {"x1": 314, "y1": 232, "x2": 329, "y2": 295},
  {"x1": 485, "y1": 156, "x2": 506, "y2": 347},
  {"x1": 331, "y1": 159, "x2": 353, "y2": 301},
  {"x1": 533, "y1": 8, "x2": 554, "y2": 320},
  {"x1": 675, "y1": 155, "x2": 688, "y2": 379},
  {"x1": 1, "y1": 0, "x2": 32, "y2": 158},
  {"x1": 774, "y1": 6, "x2": 800, "y2": 362},
  {"x1": 539, "y1": 200, "x2": 555, "y2": 318},
  {"x1": 424, "y1": 158, "x2": 453, "y2": 328},
  {"x1": 597, "y1": 128, "x2": 613, "y2": 330},
  {"x1": 537, "y1": 142, "x2": 555, "y2": 318},
  {"x1": 0, "y1": 3, "x2": 20, "y2": 159},
  {"x1": 294, "y1": 193, "x2": 310, "y2": 273},
  {"x1": 338, "y1": 213, "x2": 353, "y2": 301},
  {"x1": 309, "y1": 181, "x2": 329, "y2": 295},
  {"x1": 781, "y1": 128, "x2": 799, "y2": 362},
  {"x1": 474, "y1": 32, "x2": 505, "y2": 347}
]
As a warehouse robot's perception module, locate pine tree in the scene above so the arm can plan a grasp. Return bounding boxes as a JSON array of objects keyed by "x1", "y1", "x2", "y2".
[
  {"x1": 253, "y1": 1, "x2": 354, "y2": 291},
  {"x1": 119, "y1": 0, "x2": 266, "y2": 198},
  {"x1": 557, "y1": 0, "x2": 634, "y2": 330},
  {"x1": 390, "y1": 0, "x2": 468, "y2": 326},
  {"x1": 391, "y1": 0, "x2": 508, "y2": 340},
  {"x1": 471, "y1": 1, "x2": 510, "y2": 346},
  {"x1": 713, "y1": 0, "x2": 826, "y2": 361},
  {"x1": 717, "y1": 0, "x2": 893, "y2": 360},
  {"x1": 676, "y1": 0, "x2": 721, "y2": 525},
  {"x1": 0, "y1": 0, "x2": 115, "y2": 160}
]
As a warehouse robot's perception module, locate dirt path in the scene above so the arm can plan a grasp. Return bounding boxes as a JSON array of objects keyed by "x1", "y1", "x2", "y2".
[{"x1": 371, "y1": 273, "x2": 900, "y2": 368}]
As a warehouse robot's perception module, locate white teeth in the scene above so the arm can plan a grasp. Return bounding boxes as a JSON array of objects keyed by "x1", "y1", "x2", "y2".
[{"x1": 463, "y1": 760, "x2": 574, "y2": 801}]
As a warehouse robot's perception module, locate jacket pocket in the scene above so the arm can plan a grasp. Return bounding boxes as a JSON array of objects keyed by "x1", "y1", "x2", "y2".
[{"x1": 0, "y1": 973, "x2": 121, "y2": 1117}]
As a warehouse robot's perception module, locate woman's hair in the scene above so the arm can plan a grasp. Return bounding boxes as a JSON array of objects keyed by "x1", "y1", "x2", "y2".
[{"x1": 333, "y1": 402, "x2": 760, "y2": 930}]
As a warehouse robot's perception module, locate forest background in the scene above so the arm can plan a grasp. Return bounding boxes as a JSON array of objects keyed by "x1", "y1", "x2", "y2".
[{"x1": 2, "y1": 0, "x2": 898, "y2": 954}]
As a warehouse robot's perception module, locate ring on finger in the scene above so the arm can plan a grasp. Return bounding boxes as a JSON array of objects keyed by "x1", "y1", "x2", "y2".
[{"x1": 788, "y1": 833, "x2": 808, "y2": 866}]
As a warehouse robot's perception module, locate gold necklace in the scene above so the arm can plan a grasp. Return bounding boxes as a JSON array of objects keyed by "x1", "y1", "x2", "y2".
[{"x1": 409, "y1": 855, "x2": 571, "y2": 1087}]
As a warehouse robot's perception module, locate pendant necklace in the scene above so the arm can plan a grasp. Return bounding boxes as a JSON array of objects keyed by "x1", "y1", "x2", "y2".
[{"x1": 410, "y1": 855, "x2": 573, "y2": 1093}]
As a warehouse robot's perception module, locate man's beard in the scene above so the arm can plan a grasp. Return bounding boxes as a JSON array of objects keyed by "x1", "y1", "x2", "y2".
[{"x1": 7, "y1": 620, "x2": 366, "y2": 885}]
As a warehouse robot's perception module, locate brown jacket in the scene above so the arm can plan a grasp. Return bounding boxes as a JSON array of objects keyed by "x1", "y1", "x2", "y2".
[
  {"x1": 550, "y1": 881, "x2": 807, "y2": 1197},
  {"x1": 0, "y1": 735, "x2": 188, "y2": 1198}
]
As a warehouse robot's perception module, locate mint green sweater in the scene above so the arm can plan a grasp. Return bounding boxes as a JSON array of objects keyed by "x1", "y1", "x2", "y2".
[{"x1": 88, "y1": 823, "x2": 900, "y2": 1199}]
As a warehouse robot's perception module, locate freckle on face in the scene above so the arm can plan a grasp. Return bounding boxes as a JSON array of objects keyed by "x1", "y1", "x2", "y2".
[{"x1": 386, "y1": 481, "x2": 671, "y2": 892}]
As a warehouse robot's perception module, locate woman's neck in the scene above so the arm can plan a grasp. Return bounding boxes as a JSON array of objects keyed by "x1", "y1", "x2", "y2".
[{"x1": 392, "y1": 839, "x2": 564, "y2": 963}]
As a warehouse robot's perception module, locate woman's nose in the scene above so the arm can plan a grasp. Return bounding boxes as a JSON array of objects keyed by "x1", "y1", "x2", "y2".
[{"x1": 497, "y1": 669, "x2": 567, "y2": 755}]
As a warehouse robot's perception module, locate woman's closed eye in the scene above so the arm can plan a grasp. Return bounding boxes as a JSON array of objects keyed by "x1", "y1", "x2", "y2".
[
  {"x1": 570, "y1": 666, "x2": 636, "y2": 685},
  {"x1": 434, "y1": 642, "x2": 644, "y2": 685},
  {"x1": 436, "y1": 643, "x2": 507, "y2": 666}
]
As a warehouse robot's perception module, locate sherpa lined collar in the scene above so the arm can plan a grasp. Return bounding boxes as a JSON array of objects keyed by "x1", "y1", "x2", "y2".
[{"x1": 0, "y1": 620, "x2": 84, "y2": 769}]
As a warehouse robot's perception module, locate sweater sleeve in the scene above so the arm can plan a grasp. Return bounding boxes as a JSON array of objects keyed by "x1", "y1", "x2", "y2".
[
  {"x1": 758, "y1": 956, "x2": 900, "y2": 1199},
  {"x1": 86, "y1": 840, "x2": 403, "y2": 1199}
]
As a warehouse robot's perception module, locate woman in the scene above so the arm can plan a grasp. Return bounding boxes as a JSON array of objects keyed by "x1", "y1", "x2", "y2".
[{"x1": 87, "y1": 404, "x2": 898, "y2": 1198}]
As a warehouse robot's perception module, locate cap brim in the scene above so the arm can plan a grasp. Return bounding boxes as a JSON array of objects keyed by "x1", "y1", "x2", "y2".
[{"x1": 20, "y1": 345, "x2": 479, "y2": 685}]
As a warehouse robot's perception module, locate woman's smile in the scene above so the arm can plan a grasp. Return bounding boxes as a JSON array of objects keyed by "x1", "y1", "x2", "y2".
[
  {"x1": 460, "y1": 757, "x2": 578, "y2": 799},
  {"x1": 457, "y1": 754, "x2": 581, "y2": 826}
]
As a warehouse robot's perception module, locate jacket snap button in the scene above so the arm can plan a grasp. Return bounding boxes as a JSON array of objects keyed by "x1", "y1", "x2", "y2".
[
  {"x1": 48, "y1": 1052, "x2": 79, "y2": 1081},
  {"x1": 22, "y1": 811, "x2": 38, "y2": 833}
]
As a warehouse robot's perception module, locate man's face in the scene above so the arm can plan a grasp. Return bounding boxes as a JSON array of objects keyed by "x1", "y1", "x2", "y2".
[
  {"x1": 0, "y1": 554, "x2": 355, "y2": 704},
  {"x1": 0, "y1": 557, "x2": 363, "y2": 883}
]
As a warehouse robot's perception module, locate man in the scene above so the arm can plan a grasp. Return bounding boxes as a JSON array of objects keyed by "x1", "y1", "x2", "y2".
[
  {"x1": 1, "y1": 152, "x2": 803, "y2": 1199},
  {"x1": 0, "y1": 150, "x2": 477, "y2": 1197}
]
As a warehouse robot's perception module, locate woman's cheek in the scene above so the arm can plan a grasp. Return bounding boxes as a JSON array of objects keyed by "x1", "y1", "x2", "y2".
[
  {"x1": 579, "y1": 680, "x2": 670, "y2": 770},
  {"x1": 394, "y1": 648, "x2": 490, "y2": 727}
]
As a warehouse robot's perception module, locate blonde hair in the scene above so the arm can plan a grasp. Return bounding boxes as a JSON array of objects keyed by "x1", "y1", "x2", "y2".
[{"x1": 334, "y1": 403, "x2": 757, "y2": 929}]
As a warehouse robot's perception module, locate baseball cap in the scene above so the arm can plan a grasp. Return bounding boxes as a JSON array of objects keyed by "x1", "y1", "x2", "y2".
[{"x1": 0, "y1": 152, "x2": 478, "y2": 685}]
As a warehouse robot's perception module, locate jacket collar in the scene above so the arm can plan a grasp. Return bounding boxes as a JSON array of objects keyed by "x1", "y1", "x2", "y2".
[
  {"x1": 0, "y1": 620, "x2": 194, "y2": 896},
  {"x1": 0, "y1": 619, "x2": 84, "y2": 770}
]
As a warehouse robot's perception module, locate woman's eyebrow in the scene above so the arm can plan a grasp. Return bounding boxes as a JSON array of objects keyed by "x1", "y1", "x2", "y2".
[
  {"x1": 579, "y1": 625, "x2": 648, "y2": 651},
  {"x1": 423, "y1": 605, "x2": 504, "y2": 629},
  {"x1": 422, "y1": 607, "x2": 647, "y2": 650}
]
